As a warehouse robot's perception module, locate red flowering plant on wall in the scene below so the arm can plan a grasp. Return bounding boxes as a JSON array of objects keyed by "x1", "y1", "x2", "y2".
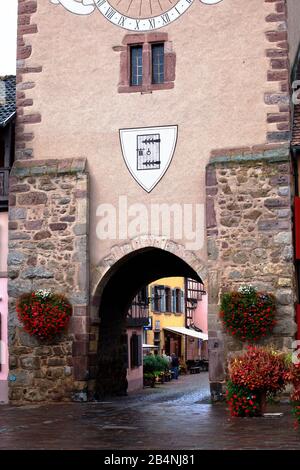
[
  {"x1": 220, "y1": 285, "x2": 276, "y2": 342},
  {"x1": 226, "y1": 345, "x2": 289, "y2": 417},
  {"x1": 16, "y1": 289, "x2": 72, "y2": 340}
]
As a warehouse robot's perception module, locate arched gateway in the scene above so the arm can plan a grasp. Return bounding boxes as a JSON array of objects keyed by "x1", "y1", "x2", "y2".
[
  {"x1": 3, "y1": 0, "x2": 300, "y2": 404},
  {"x1": 91, "y1": 241, "x2": 209, "y2": 397}
]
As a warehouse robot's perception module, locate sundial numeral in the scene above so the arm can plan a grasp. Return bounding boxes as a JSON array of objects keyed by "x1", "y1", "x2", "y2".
[
  {"x1": 118, "y1": 15, "x2": 126, "y2": 27},
  {"x1": 96, "y1": 0, "x2": 107, "y2": 7},
  {"x1": 161, "y1": 13, "x2": 170, "y2": 24},
  {"x1": 105, "y1": 6, "x2": 116, "y2": 19},
  {"x1": 185, "y1": 0, "x2": 192, "y2": 3},
  {"x1": 148, "y1": 18, "x2": 156, "y2": 29},
  {"x1": 135, "y1": 19, "x2": 141, "y2": 30}
]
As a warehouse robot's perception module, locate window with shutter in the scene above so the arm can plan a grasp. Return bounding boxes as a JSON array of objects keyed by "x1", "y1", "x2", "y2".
[
  {"x1": 175, "y1": 288, "x2": 182, "y2": 313},
  {"x1": 171, "y1": 289, "x2": 176, "y2": 313},
  {"x1": 130, "y1": 333, "x2": 142, "y2": 368},
  {"x1": 165, "y1": 287, "x2": 172, "y2": 312}
]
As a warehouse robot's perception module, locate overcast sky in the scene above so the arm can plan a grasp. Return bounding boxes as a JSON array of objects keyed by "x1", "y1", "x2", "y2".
[{"x1": 0, "y1": 0, "x2": 17, "y2": 75}]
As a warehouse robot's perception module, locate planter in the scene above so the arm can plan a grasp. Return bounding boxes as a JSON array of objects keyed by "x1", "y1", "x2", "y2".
[
  {"x1": 143, "y1": 375, "x2": 155, "y2": 388},
  {"x1": 257, "y1": 390, "x2": 267, "y2": 416}
]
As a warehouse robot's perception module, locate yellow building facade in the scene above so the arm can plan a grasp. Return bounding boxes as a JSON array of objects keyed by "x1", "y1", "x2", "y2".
[{"x1": 146, "y1": 277, "x2": 186, "y2": 361}]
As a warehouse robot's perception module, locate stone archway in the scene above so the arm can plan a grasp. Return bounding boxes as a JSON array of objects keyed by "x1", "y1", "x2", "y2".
[
  {"x1": 89, "y1": 237, "x2": 211, "y2": 397},
  {"x1": 90, "y1": 236, "x2": 207, "y2": 321}
]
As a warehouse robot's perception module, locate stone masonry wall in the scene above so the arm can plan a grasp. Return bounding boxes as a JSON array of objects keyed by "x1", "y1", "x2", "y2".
[
  {"x1": 8, "y1": 158, "x2": 89, "y2": 403},
  {"x1": 206, "y1": 145, "x2": 297, "y2": 387}
]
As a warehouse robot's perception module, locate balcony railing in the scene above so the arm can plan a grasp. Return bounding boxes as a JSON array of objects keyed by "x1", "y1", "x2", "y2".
[{"x1": 127, "y1": 298, "x2": 149, "y2": 327}]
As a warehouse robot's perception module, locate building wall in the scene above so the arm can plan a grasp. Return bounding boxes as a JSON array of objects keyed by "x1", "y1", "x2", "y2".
[
  {"x1": 287, "y1": 0, "x2": 300, "y2": 66},
  {"x1": 193, "y1": 293, "x2": 208, "y2": 334},
  {"x1": 147, "y1": 277, "x2": 185, "y2": 357},
  {"x1": 16, "y1": 0, "x2": 282, "y2": 267},
  {"x1": 186, "y1": 293, "x2": 208, "y2": 361},
  {"x1": 127, "y1": 327, "x2": 143, "y2": 393},
  {"x1": 8, "y1": 159, "x2": 89, "y2": 403},
  {"x1": 11, "y1": 0, "x2": 298, "y2": 401},
  {"x1": 206, "y1": 148, "x2": 296, "y2": 392},
  {"x1": 0, "y1": 212, "x2": 8, "y2": 403}
]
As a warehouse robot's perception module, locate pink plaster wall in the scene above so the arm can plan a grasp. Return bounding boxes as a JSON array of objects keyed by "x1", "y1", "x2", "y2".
[
  {"x1": 23, "y1": 0, "x2": 271, "y2": 268},
  {"x1": 126, "y1": 327, "x2": 143, "y2": 393},
  {"x1": 0, "y1": 212, "x2": 8, "y2": 403},
  {"x1": 186, "y1": 295, "x2": 208, "y2": 361},
  {"x1": 194, "y1": 295, "x2": 208, "y2": 334}
]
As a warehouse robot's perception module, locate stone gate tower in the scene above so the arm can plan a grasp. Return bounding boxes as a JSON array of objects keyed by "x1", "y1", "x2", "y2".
[{"x1": 5, "y1": 0, "x2": 300, "y2": 402}]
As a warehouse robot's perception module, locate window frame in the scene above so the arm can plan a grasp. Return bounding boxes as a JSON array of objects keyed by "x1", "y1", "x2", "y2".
[
  {"x1": 118, "y1": 33, "x2": 175, "y2": 94},
  {"x1": 151, "y1": 42, "x2": 165, "y2": 85},
  {"x1": 130, "y1": 44, "x2": 143, "y2": 87}
]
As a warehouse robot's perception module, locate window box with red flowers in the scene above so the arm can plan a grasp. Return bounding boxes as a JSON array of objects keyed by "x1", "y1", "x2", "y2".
[
  {"x1": 220, "y1": 285, "x2": 276, "y2": 343},
  {"x1": 16, "y1": 289, "x2": 72, "y2": 341}
]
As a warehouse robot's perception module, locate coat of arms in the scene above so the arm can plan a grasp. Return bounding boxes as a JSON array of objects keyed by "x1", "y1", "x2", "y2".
[{"x1": 120, "y1": 125, "x2": 178, "y2": 193}]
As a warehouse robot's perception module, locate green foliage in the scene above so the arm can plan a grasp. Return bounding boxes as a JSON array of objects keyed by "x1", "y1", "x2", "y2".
[
  {"x1": 143, "y1": 354, "x2": 169, "y2": 373},
  {"x1": 226, "y1": 380, "x2": 260, "y2": 417}
]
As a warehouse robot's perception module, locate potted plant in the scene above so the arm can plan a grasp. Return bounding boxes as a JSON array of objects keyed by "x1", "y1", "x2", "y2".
[
  {"x1": 220, "y1": 285, "x2": 276, "y2": 342},
  {"x1": 143, "y1": 355, "x2": 169, "y2": 387},
  {"x1": 227, "y1": 345, "x2": 288, "y2": 416}
]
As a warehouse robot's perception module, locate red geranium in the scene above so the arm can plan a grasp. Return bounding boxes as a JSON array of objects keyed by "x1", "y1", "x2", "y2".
[
  {"x1": 220, "y1": 286, "x2": 276, "y2": 342},
  {"x1": 16, "y1": 291, "x2": 72, "y2": 340},
  {"x1": 229, "y1": 345, "x2": 288, "y2": 393},
  {"x1": 285, "y1": 359, "x2": 300, "y2": 428}
]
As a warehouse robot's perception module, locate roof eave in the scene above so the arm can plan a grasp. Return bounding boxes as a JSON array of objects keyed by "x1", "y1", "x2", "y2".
[{"x1": 0, "y1": 111, "x2": 16, "y2": 128}]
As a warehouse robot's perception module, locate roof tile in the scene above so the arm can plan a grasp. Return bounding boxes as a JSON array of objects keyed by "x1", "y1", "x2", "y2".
[{"x1": 0, "y1": 75, "x2": 16, "y2": 127}]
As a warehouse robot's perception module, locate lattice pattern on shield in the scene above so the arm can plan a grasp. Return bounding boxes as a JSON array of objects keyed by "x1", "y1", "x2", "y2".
[{"x1": 136, "y1": 133, "x2": 161, "y2": 170}]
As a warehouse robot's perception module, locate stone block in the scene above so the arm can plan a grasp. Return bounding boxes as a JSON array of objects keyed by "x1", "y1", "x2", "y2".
[
  {"x1": 273, "y1": 232, "x2": 292, "y2": 244},
  {"x1": 276, "y1": 289, "x2": 293, "y2": 305},
  {"x1": 49, "y1": 223, "x2": 67, "y2": 231},
  {"x1": 9, "y1": 232, "x2": 31, "y2": 240},
  {"x1": 25, "y1": 220, "x2": 43, "y2": 230},
  {"x1": 273, "y1": 319, "x2": 297, "y2": 336},
  {"x1": 8, "y1": 252, "x2": 26, "y2": 266},
  {"x1": 73, "y1": 306, "x2": 88, "y2": 317},
  {"x1": 8, "y1": 209, "x2": 26, "y2": 225},
  {"x1": 22, "y1": 267, "x2": 54, "y2": 279},
  {"x1": 20, "y1": 356, "x2": 41, "y2": 370},
  {"x1": 18, "y1": 192, "x2": 47, "y2": 205},
  {"x1": 18, "y1": 330, "x2": 40, "y2": 348},
  {"x1": 8, "y1": 279, "x2": 32, "y2": 298},
  {"x1": 33, "y1": 230, "x2": 52, "y2": 240},
  {"x1": 73, "y1": 224, "x2": 87, "y2": 236},
  {"x1": 207, "y1": 238, "x2": 219, "y2": 260},
  {"x1": 47, "y1": 358, "x2": 66, "y2": 367}
]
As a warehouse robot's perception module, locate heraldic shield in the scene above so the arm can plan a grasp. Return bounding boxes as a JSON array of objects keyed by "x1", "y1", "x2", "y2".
[{"x1": 119, "y1": 125, "x2": 178, "y2": 193}]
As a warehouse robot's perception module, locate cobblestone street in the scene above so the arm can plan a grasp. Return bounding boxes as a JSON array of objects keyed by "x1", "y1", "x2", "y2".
[{"x1": 1, "y1": 373, "x2": 300, "y2": 450}]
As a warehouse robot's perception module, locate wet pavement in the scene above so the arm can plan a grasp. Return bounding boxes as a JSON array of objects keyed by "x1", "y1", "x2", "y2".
[{"x1": 0, "y1": 373, "x2": 300, "y2": 450}]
